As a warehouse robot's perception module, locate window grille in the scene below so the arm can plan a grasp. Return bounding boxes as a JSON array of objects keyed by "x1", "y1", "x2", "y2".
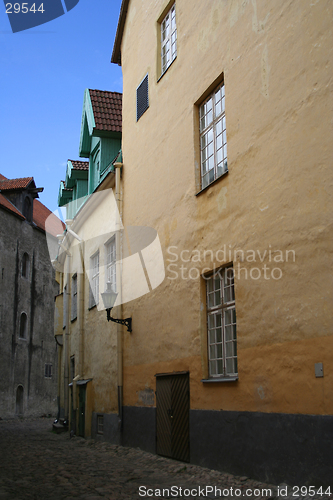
[
  {"x1": 44, "y1": 363, "x2": 52, "y2": 378},
  {"x1": 97, "y1": 415, "x2": 104, "y2": 435},
  {"x1": 136, "y1": 74, "x2": 149, "y2": 121}
]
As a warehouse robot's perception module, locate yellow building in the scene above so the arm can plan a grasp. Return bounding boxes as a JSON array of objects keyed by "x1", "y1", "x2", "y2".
[{"x1": 109, "y1": 0, "x2": 333, "y2": 485}]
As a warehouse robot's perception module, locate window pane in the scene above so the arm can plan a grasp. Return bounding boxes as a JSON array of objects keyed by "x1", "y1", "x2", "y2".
[
  {"x1": 209, "y1": 345, "x2": 216, "y2": 360},
  {"x1": 225, "y1": 309, "x2": 231, "y2": 325},
  {"x1": 202, "y1": 173, "x2": 209, "y2": 188},
  {"x1": 210, "y1": 360, "x2": 217, "y2": 375},
  {"x1": 217, "y1": 359, "x2": 223, "y2": 375},
  {"x1": 215, "y1": 99, "x2": 222, "y2": 117},
  {"x1": 209, "y1": 330, "x2": 215, "y2": 345},
  {"x1": 226, "y1": 358, "x2": 235, "y2": 374},
  {"x1": 216, "y1": 134, "x2": 222, "y2": 151},
  {"x1": 226, "y1": 342, "x2": 234, "y2": 357},
  {"x1": 216, "y1": 343, "x2": 222, "y2": 359},
  {"x1": 216, "y1": 327, "x2": 222, "y2": 343},
  {"x1": 225, "y1": 325, "x2": 232, "y2": 341}
]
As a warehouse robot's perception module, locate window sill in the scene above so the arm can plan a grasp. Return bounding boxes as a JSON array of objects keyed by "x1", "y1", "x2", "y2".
[
  {"x1": 157, "y1": 56, "x2": 177, "y2": 83},
  {"x1": 201, "y1": 376, "x2": 238, "y2": 383},
  {"x1": 195, "y1": 169, "x2": 228, "y2": 197},
  {"x1": 88, "y1": 304, "x2": 97, "y2": 311}
]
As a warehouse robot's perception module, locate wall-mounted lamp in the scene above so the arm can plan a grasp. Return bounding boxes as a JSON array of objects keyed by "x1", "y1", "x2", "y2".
[{"x1": 101, "y1": 281, "x2": 132, "y2": 332}]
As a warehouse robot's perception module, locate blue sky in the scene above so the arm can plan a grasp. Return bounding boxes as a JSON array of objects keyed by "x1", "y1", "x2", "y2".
[{"x1": 0, "y1": 0, "x2": 123, "y2": 212}]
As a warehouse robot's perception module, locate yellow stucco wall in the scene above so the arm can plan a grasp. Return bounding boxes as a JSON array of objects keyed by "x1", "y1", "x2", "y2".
[{"x1": 119, "y1": 0, "x2": 333, "y2": 415}]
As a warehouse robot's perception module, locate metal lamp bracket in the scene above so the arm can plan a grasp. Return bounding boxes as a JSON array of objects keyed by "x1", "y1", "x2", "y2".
[{"x1": 106, "y1": 308, "x2": 132, "y2": 332}]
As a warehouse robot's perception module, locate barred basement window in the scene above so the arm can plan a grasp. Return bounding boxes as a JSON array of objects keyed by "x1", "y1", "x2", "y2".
[
  {"x1": 206, "y1": 266, "x2": 237, "y2": 379},
  {"x1": 136, "y1": 74, "x2": 149, "y2": 121},
  {"x1": 45, "y1": 363, "x2": 52, "y2": 378},
  {"x1": 97, "y1": 415, "x2": 104, "y2": 435},
  {"x1": 161, "y1": 4, "x2": 177, "y2": 75},
  {"x1": 200, "y1": 83, "x2": 228, "y2": 189}
]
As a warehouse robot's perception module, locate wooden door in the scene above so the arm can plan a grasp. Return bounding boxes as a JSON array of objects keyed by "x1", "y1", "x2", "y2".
[{"x1": 156, "y1": 372, "x2": 190, "y2": 462}]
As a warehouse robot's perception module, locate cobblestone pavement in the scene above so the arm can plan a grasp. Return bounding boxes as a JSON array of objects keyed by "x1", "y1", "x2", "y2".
[{"x1": 0, "y1": 418, "x2": 331, "y2": 500}]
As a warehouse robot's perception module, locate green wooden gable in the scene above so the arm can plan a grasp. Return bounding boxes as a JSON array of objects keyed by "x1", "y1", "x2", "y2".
[{"x1": 58, "y1": 88, "x2": 122, "y2": 218}]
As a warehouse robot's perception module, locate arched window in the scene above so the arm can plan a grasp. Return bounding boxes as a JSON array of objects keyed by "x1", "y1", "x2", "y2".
[
  {"x1": 19, "y1": 313, "x2": 28, "y2": 339},
  {"x1": 22, "y1": 253, "x2": 30, "y2": 278}
]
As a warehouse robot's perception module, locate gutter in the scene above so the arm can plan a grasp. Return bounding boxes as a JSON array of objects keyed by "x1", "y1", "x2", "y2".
[{"x1": 114, "y1": 162, "x2": 123, "y2": 429}]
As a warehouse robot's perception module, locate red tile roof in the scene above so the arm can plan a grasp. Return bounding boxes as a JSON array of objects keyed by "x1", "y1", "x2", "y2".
[
  {"x1": 0, "y1": 177, "x2": 34, "y2": 190},
  {"x1": 89, "y1": 90, "x2": 122, "y2": 133},
  {"x1": 33, "y1": 199, "x2": 65, "y2": 237},
  {"x1": 0, "y1": 193, "x2": 25, "y2": 219},
  {"x1": 0, "y1": 174, "x2": 65, "y2": 236},
  {"x1": 70, "y1": 160, "x2": 89, "y2": 170}
]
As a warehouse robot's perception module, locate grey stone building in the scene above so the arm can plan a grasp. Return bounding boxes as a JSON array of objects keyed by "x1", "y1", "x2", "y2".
[{"x1": 0, "y1": 174, "x2": 60, "y2": 418}]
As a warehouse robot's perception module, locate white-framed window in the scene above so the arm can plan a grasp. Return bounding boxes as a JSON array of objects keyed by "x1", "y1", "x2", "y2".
[
  {"x1": 71, "y1": 274, "x2": 77, "y2": 321},
  {"x1": 89, "y1": 252, "x2": 99, "y2": 308},
  {"x1": 200, "y1": 83, "x2": 227, "y2": 189},
  {"x1": 161, "y1": 4, "x2": 177, "y2": 75},
  {"x1": 206, "y1": 265, "x2": 237, "y2": 379},
  {"x1": 105, "y1": 238, "x2": 116, "y2": 292}
]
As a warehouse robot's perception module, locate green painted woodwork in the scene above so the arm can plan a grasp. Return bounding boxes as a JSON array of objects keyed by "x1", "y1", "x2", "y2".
[{"x1": 59, "y1": 88, "x2": 122, "y2": 217}]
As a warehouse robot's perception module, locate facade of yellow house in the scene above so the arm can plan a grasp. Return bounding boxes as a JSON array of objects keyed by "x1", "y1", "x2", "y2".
[{"x1": 110, "y1": 0, "x2": 333, "y2": 486}]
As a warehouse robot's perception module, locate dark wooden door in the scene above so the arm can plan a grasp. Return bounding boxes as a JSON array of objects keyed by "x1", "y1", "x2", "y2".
[{"x1": 156, "y1": 372, "x2": 190, "y2": 462}]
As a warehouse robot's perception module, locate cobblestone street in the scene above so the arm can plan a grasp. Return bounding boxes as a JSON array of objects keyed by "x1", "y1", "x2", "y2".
[{"x1": 0, "y1": 418, "x2": 330, "y2": 500}]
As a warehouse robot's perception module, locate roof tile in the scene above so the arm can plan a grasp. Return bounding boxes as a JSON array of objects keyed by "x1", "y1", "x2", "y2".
[
  {"x1": 69, "y1": 160, "x2": 89, "y2": 171},
  {"x1": 0, "y1": 177, "x2": 34, "y2": 190},
  {"x1": 89, "y1": 89, "x2": 122, "y2": 133}
]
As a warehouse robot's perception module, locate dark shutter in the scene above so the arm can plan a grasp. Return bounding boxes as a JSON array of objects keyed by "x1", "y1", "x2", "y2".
[{"x1": 136, "y1": 74, "x2": 149, "y2": 121}]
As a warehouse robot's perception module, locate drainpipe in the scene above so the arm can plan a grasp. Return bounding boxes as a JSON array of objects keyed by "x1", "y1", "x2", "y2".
[
  {"x1": 66, "y1": 226, "x2": 85, "y2": 430},
  {"x1": 64, "y1": 253, "x2": 71, "y2": 422},
  {"x1": 114, "y1": 162, "x2": 123, "y2": 430},
  {"x1": 78, "y1": 241, "x2": 85, "y2": 380}
]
